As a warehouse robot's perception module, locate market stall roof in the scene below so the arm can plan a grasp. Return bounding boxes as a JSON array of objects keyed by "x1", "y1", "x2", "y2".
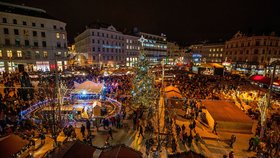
[
  {"x1": 164, "y1": 86, "x2": 183, "y2": 99},
  {"x1": 249, "y1": 75, "x2": 271, "y2": 85},
  {"x1": 199, "y1": 63, "x2": 212, "y2": 68},
  {"x1": 99, "y1": 144, "x2": 142, "y2": 158},
  {"x1": 168, "y1": 150, "x2": 206, "y2": 158},
  {"x1": 165, "y1": 85, "x2": 180, "y2": 93},
  {"x1": 209, "y1": 63, "x2": 223, "y2": 68},
  {"x1": 49, "y1": 140, "x2": 97, "y2": 158},
  {"x1": 200, "y1": 63, "x2": 223, "y2": 68},
  {"x1": 273, "y1": 80, "x2": 280, "y2": 86},
  {"x1": 0, "y1": 134, "x2": 29, "y2": 158},
  {"x1": 71, "y1": 80, "x2": 104, "y2": 94}
]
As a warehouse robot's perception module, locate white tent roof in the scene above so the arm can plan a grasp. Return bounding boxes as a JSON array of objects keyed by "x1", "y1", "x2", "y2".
[{"x1": 71, "y1": 80, "x2": 104, "y2": 94}]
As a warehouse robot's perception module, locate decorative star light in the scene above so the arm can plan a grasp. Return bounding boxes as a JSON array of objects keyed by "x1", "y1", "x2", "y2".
[{"x1": 138, "y1": 35, "x2": 148, "y2": 46}]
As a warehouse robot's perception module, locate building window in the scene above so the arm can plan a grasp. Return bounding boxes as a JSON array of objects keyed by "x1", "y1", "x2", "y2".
[
  {"x1": 25, "y1": 40, "x2": 30, "y2": 46},
  {"x1": 56, "y1": 33, "x2": 60, "y2": 38},
  {"x1": 17, "y1": 50, "x2": 22, "y2": 57},
  {"x1": 34, "y1": 42, "x2": 38, "y2": 47},
  {"x1": 92, "y1": 47, "x2": 95, "y2": 51},
  {"x1": 53, "y1": 25, "x2": 56, "y2": 29},
  {"x1": 221, "y1": 48, "x2": 223, "y2": 51},
  {"x1": 42, "y1": 41, "x2": 47, "y2": 47},
  {"x1": 220, "y1": 54, "x2": 222, "y2": 57},
  {"x1": 2, "y1": 18, "x2": 7, "y2": 23},
  {"x1": 15, "y1": 39, "x2": 20, "y2": 46},
  {"x1": 13, "y1": 19, "x2": 17, "y2": 24},
  {"x1": 209, "y1": 54, "x2": 211, "y2": 57},
  {"x1": 213, "y1": 49, "x2": 216, "y2": 52},
  {"x1": 97, "y1": 32, "x2": 99, "y2": 36},
  {"x1": 57, "y1": 42, "x2": 61, "y2": 48},
  {"x1": 0, "y1": 50, "x2": 2, "y2": 57},
  {"x1": 43, "y1": 51, "x2": 48, "y2": 57},
  {"x1": 41, "y1": 32, "x2": 46, "y2": 37},
  {"x1": 93, "y1": 56, "x2": 96, "y2": 60},
  {"x1": 32, "y1": 22, "x2": 36, "y2": 27},
  {"x1": 41, "y1": 24, "x2": 44, "y2": 28},
  {"x1": 35, "y1": 51, "x2": 40, "y2": 59},
  {"x1": 4, "y1": 28, "x2": 9, "y2": 34},
  {"x1": 22, "y1": 21, "x2": 26, "y2": 25},
  {"x1": 14, "y1": 29, "x2": 19, "y2": 35},
  {"x1": 7, "y1": 50, "x2": 12, "y2": 58},
  {"x1": 33, "y1": 31, "x2": 37, "y2": 37},
  {"x1": 98, "y1": 47, "x2": 101, "y2": 52},
  {"x1": 5, "y1": 39, "x2": 10, "y2": 45},
  {"x1": 254, "y1": 49, "x2": 259, "y2": 54},
  {"x1": 92, "y1": 39, "x2": 95, "y2": 43},
  {"x1": 92, "y1": 32, "x2": 94, "y2": 36},
  {"x1": 62, "y1": 34, "x2": 65, "y2": 39},
  {"x1": 23, "y1": 30, "x2": 29, "y2": 36},
  {"x1": 57, "y1": 52, "x2": 61, "y2": 55},
  {"x1": 217, "y1": 48, "x2": 220, "y2": 51}
]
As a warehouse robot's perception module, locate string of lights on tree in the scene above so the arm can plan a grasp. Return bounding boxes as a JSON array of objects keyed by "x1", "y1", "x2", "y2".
[{"x1": 131, "y1": 36, "x2": 160, "y2": 110}]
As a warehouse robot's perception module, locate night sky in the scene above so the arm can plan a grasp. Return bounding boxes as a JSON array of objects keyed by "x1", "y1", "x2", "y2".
[{"x1": 4, "y1": 0, "x2": 280, "y2": 45}]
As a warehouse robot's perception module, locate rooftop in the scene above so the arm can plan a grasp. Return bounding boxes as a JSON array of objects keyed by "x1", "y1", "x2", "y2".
[{"x1": 0, "y1": 2, "x2": 59, "y2": 21}]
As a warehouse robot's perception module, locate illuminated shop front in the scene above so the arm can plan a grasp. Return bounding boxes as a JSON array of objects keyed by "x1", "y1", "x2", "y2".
[
  {"x1": 36, "y1": 61, "x2": 50, "y2": 72},
  {"x1": 192, "y1": 54, "x2": 202, "y2": 65}
]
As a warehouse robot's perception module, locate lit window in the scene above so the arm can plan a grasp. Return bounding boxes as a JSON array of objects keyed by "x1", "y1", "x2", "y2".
[
  {"x1": 213, "y1": 49, "x2": 216, "y2": 52},
  {"x1": 221, "y1": 48, "x2": 223, "y2": 51},
  {"x1": 126, "y1": 45, "x2": 129, "y2": 49},
  {"x1": 209, "y1": 54, "x2": 211, "y2": 57},
  {"x1": 62, "y1": 34, "x2": 65, "y2": 39},
  {"x1": 209, "y1": 49, "x2": 212, "y2": 52},
  {"x1": 56, "y1": 33, "x2": 60, "y2": 39},
  {"x1": 7, "y1": 50, "x2": 13, "y2": 58},
  {"x1": 220, "y1": 54, "x2": 222, "y2": 57},
  {"x1": 57, "y1": 52, "x2": 61, "y2": 55},
  {"x1": 43, "y1": 51, "x2": 48, "y2": 57},
  {"x1": 126, "y1": 39, "x2": 129, "y2": 43},
  {"x1": 0, "y1": 50, "x2": 2, "y2": 57},
  {"x1": 216, "y1": 54, "x2": 218, "y2": 57},
  {"x1": 217, "y1": 48, "x2": 219, "y2": 51},
  {"x1": 130, "y1": 40, "x2": 132, "y2": 43},
  {"x1": 17, "y1": 50, "x2": 22, "y2": 57}
]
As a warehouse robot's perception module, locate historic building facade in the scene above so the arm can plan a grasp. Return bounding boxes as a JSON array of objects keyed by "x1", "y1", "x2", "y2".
[
  {"x1": 0, "y1": 2, "x2": 68, "y2": 72},
  {"x1": 224, "y1": 31, "x2": 280, "y2": 72},
  {"x1": 75, "y1": 24, "x2": 168, "y2": 67},
  {"x1": 189, "y1": 43, "x2": 224, "y2": 64},
  {"x1": 75, "y1": 24, "x2": 126, "y2": 68}
]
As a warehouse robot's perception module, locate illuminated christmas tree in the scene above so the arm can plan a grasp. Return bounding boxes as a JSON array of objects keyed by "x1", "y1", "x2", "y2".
[{"x1": 131, "y1": 36, "x2": 159, "y2": 110}]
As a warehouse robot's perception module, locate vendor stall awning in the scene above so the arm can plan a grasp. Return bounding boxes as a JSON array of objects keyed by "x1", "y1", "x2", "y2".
[
  {"x1": 249, "y1": 75, "x2": 271, "y2": 85},
  {"x1": 164, "y1": 85, "x2": 183, "y2": 99}
]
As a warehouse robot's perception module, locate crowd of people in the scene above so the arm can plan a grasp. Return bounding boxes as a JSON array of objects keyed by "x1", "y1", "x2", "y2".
[{"x1": 1, "y1": 67, "x2": 280, "y2": 157}]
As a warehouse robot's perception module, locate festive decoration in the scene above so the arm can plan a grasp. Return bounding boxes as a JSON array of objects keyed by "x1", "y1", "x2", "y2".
[
  {"x1": 257, "y1": 94, "x2": 268, "y2": 138},
  {"x1": 131, "y1": 37, "x2": 159, "y2": 109}
]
